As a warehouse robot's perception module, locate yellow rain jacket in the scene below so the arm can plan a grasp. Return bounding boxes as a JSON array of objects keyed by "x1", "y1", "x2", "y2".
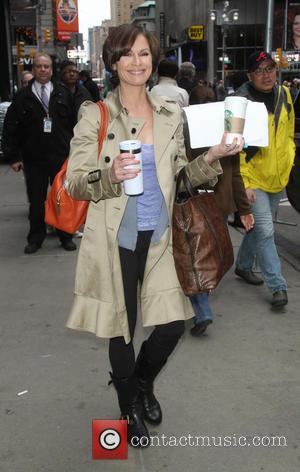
[{"x1": 239, "y1": 85, "x2": 295, "y2": 193}]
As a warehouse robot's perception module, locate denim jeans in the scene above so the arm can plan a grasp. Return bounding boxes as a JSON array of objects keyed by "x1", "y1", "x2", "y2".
[
  {"x1": 190, "y1": 292, "x2": 213, "y2": 324},
  {"x1": 236, "y1": 189, "x2": 287, "y2": 293}
]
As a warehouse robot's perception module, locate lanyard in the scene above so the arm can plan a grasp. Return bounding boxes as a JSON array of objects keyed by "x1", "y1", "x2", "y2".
[{"x1": 33, "y1": 83, "x2": 50, "y2": 115}]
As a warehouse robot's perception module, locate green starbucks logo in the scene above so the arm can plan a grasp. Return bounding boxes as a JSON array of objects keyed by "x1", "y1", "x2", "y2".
[{"x1": 225, "y1": 109, "x2": 233, "y2": 132}]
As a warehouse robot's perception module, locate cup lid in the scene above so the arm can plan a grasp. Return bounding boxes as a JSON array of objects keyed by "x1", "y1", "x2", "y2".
[{"x1": 119, "y1": 140, "x2": 141, "y2": 150}]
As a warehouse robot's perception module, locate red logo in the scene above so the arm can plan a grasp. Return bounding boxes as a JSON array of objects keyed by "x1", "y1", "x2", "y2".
[
  {"x1": 256, "y1": 52, "x2": 267, "y2": 62},
  {"x1": 92, "y1": 420, "x2": 128, "y2": 460}
]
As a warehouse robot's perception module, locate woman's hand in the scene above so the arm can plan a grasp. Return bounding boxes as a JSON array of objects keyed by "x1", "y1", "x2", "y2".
[
  {"x1": 11, "y1": 161, "x2": 23, "y2": 172},
  {"x1": 110, "y1": 152, "x2": 141, "y2": 184},
  {"x1": 206, "y1": 133, "x2": 244, "y2": 164}
]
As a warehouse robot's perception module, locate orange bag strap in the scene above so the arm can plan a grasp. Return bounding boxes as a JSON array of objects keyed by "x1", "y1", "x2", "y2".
[{"x1": 96, "y1": 101, "x2": 109, "y2": 158}]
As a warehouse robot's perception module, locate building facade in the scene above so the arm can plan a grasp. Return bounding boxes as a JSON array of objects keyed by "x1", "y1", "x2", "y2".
[
  {"x1": 11, "y1": 0, "x2": 57, "y2": 70},
  {"x1": 156, "y1": 0, "x2": 268, "y2": 84},
  {"x1": 110, "y1": 0, "x2": 142, "y2": 25},
  {"x1": 132, "y1": 1, "x2": 156, "y2": 33},
  {"x1": 2, "y1": 0, "x2": 82, "y2": 95},
  {"x1": 88, "y1": 26, "x2": 102, "y2": 78},
  {"x1": 89, "y1": 20, "x2": 113, "y2": 78}
]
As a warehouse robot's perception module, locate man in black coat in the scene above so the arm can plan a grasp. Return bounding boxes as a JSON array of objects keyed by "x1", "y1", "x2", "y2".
[
  {"x1": 78, "y1": 70, "x2": 100, "y2": 102},
  {"x1": 59, "y1": 60, "x2": 92, "y2": 114},
  {"x1": 2, "y1": 53, "x2": 78, "y2": 254}
]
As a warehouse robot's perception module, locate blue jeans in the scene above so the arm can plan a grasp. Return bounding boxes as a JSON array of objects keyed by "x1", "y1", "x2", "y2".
[
  {"x1": 236, "y1": 189, "x2": 287, "y2": 293},
  {"x1": 190, "y1": 292, "x2": 213, "y2": 324}
]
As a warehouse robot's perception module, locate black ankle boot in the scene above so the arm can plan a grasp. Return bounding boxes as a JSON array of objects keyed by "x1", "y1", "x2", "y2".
[
  {"x1": 135, "y1": 342, "x2": 166, "y2": 425},
  {"x1": 109, "y1": 372, "x2": 150, "y2": 448}
]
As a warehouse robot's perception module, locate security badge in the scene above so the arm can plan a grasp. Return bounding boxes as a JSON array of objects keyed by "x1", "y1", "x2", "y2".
[{"x1": 43, "y1": 117, "x2": 52, "y2": 133}]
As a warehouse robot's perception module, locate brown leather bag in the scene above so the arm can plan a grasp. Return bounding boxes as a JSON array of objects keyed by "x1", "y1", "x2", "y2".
[{"x1": 172, "y1": 168, "x2": 234, "y2": 296}]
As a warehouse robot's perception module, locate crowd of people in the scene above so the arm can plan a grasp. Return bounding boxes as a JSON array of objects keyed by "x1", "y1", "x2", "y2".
[
  {"x1": 282, "y1": 77, "x2": 300, "y2": 102},
  {"x1": 150, "y1": 52, "x2": 294, "y2": 334},
  {"x1": 1, "y1": 23, "x2": 296, "y2": 449}
]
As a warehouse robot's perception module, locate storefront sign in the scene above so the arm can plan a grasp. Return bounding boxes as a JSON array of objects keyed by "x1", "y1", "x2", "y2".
[
  {"x1": 67, "y1": 49, "x2": 86, "y2": 59},
  {"x1": 273, "y1": 49, "x2": 300, "y2": 63},
  {"x1": 187, "y1": 25, "x2": 204, "y2": 41},
  {"x1": 285, "y1": 50, "x2": 300, "y2": 61},
  {"x1": 56, "y1": 0, "x2": 79, "y2": 42},
  {"x1": 13, "y1": 57, "x2": 34, "y2": 66}
]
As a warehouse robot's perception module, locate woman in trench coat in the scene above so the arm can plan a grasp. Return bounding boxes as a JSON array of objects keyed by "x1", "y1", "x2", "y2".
[{"x1": 66, "y1": 23, "x2": 243, "y2": 447}]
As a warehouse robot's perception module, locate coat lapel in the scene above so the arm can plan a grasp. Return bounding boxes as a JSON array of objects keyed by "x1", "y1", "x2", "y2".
[
  {"x1": 147, "y1": 90, "x2": 180, "y2": 168},
  {"x1": 153, "y1": 109, "x2": 178, "y2": 168},
  {"x1": 106, "y1": 87, "x2": 180, "y2": 169}
]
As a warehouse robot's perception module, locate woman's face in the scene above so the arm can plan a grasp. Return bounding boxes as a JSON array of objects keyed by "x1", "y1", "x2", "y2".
[
  {"x1": 112, "y1": 34, "x2": 152, "y2": 88},
  {"x1": 293, "y1": 15, "x2": 300, "y2": 38}
]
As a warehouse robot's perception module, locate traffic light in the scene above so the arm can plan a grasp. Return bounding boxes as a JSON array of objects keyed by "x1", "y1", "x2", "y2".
[
  {"x1": 275, "y1": 48, "x2": 289, "y2": 69},
  {"x1": 44, "y1": 28, "x2": 51, "y2": 43},
  {"x1": 276, "y1": 48, "x2": 283, "y2": 61},
  {"x1": 17, "y1": 41, "x2": 25, "y2": 57}
]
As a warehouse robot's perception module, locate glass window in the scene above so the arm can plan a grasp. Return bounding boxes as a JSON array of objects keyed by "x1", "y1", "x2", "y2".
[
  {"x1": 216, "y1": 24, "x2": 264, "y2": 49},
  {"x1": 216, "y1": 24, "x2": 264, "y2": 73},
  {"x1": 234, "y1": 49, "x2": 245, "y2": 70}
]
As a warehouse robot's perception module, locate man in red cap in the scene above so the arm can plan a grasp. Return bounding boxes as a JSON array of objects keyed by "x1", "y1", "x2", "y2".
[{"x1": 234, "y1": 51, "x2": 295, "y2": 309}]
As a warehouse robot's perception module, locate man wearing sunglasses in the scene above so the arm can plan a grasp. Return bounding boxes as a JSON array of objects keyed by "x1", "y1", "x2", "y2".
[{"x1": 234, "y1": 51, "x2": 295, "y2": 309}]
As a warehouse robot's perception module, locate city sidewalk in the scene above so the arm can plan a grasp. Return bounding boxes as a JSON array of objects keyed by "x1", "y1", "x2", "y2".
[{"x1": 0, "y1": 163, "x2": 300, "y2": 472}]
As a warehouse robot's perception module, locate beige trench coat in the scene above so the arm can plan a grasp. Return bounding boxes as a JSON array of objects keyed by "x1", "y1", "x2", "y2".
[{"x1": 66, "y1": 87, "x2": 222, "y2": 343}]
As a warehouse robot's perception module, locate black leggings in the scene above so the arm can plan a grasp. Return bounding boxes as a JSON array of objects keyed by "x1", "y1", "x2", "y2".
[{"x1": 109, "y1": 231, "x2": 185, "y2": 378}]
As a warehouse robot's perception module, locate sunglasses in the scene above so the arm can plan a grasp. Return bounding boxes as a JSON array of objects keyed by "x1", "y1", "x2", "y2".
[{"x1": 253, "y1": 65, "x2": 276, "y2": 76}]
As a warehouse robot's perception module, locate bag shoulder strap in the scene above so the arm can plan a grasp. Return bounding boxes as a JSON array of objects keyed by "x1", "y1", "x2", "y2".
[
  {"x1": 96, "y1": 101, "x2": 109, "y2": 158},
  {"x1": 175, "y1": 167, "x2": 199, "y2": 199}
]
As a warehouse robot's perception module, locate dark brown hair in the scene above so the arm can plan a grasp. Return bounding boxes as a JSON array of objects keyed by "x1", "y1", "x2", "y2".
[
  {"x1": 157, "y1": 59, "x2": 179, "y2": 78},
  {"x1": 189, "y1": 85, "x2": 216, "y2": 106},
  {"x1": 103, "y1": 23, "x2": 160, "y2": 82}
]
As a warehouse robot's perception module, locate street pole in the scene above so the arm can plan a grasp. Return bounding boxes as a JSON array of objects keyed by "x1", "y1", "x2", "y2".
[
  {"x1": 222, "y1": 26, "x2": 226, "y2": 83},
  {"x1": 210, "y1": 1, "x2": 239, "y2": 86},
  {"x1": 36, "y1": 2, "x2": 41, "y2": 50},
  {"x1": 265, "y1": 0, "x2": 275, "y2": 52},
  {"x1": 284, "y1": 0, "x2": 288, "y2": 50},
  {"x1": 16, "y1": 42, "x2": 24, "y2": 88},
  {"x1": 207, "y1": 0, "x2": 215, "y2": 85}
]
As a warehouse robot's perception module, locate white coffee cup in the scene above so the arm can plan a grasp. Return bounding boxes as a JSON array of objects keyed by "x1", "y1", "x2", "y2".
[
  {"x1": 119, "y1": 140, "x2": 143, "y2": 196},
  {"x1": 224, "y1": 96, "x2": 248, "y2": 145}
]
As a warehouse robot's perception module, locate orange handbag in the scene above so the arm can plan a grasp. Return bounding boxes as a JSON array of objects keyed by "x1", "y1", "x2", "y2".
[{"x1": 45, "y1": 101, "x2": 109, "y2": 234}]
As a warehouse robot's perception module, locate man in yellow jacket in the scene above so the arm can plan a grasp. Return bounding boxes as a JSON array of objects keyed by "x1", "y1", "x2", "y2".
[{"x1": 234, "y1": 51, "x2": 295, "y2": 308}]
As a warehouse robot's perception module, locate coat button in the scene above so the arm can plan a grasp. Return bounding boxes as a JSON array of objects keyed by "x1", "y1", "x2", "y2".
[
  {"x1": 131, "y1": 127, "x2": 137, "y2": 134},
  {"x1": 174, "y1": 155, "x2": 178, "y2": 161},
  {"x1": 107, "y1": 133, "x2": 115, "y2": 140},
  {"x1": 104, "y1": 156, "x2": 110, "y2": 163}
]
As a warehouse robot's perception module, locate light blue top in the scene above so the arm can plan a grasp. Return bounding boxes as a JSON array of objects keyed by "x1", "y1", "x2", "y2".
[
  {"x1": 137, "y1": 144, "x2": 163, "y2": 231},
  {"x1": 117, "y1": 144, "x2": 169, "y2": 251}
]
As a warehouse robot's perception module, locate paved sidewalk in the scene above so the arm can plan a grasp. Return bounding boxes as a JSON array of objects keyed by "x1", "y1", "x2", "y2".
[{"x1": 0, "y1": 164, "x2": 300, "y2": 472}]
